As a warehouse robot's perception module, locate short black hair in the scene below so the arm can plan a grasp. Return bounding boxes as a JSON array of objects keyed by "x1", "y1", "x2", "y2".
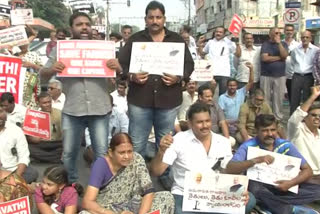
[
  {"x1": 0, "y1": 92, "x2": 15, "y2": 104},
  {"x1": 145, "y1": 1, "x2": 165, "y2": 16},
  {"x1": 69, "y1": 12, "x2": 92, "y2": 27},
  {"x1": 121, "y1": 25, "x2": 132, "y2": 31},
  {"x1": 109, "y1": 32, "x2": 122, "y2": 40},
  {"x1": 56, "y1": 28, "x2": 68, "y2": 35},
  {"x1": 285, "y1": 24, "x2": 295, "y2": 30},
  {"x1": 198, "y1": 83, "x2": 212, "y2": 96},
  {"x1": 38, "y1": 92, "x2": 51, "y2": 101},
  {"x1": 181, "y1": 25, "x2": 192, "y2": 33},
  {"x1": 187, "y1": 102, "x2": 211, "y2": 120},
  {"x1": 308, "y1": 104, "x2": 320, "y2": 113},
  {"x1": 255, "y1": 114, "x2": 277, "y2": 129},
  {"x1": 227, "y1": 78, "x2": 238, "y2": 86},
  {"x1": 116, "y1": 79, "x2": 127, "y2": 88},
  {"x1": 99, "y1": 32, "x2": 106, "y2": 40}
]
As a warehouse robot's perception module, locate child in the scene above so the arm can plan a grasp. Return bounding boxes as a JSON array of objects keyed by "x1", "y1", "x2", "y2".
[{"x1": 34, "y1": 166, "x2": 83, "y2": 214}]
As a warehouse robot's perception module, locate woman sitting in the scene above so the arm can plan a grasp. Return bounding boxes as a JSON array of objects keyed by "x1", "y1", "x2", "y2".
[
  {"x1": 81, "y1": 133, "x2": 174, "y2": 214},
  {"x1": 34, "y1": 166, "x2": 83, "y2": 214}
]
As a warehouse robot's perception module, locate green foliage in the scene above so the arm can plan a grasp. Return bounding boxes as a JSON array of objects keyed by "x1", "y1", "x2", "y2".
[{"x1": 26, "y1": 0, "x2": 71, "y2": 29}]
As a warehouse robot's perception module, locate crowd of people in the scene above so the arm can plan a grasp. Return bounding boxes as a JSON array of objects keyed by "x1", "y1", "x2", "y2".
[{"x1": 1, "y1": 0, "x2": 320, "y2": 213}]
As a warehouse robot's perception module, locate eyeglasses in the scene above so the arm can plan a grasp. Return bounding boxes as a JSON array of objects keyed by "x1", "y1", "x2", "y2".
[
  {"x1": 275, "y1": 32, "x2": 281, "y2": 35},
  {"x1": 47, "y1": 87, "x2": 58, "y2": 90},
  {"x1": 301, "y1": 36, "x2": 310, "y2": 39},
  {"x1": 309, "y1": 113, "x2": 320, "y2": 118}
]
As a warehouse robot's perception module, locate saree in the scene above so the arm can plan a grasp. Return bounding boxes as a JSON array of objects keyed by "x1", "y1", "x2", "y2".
[{"x1": 93, "y1": 153, "x2": 174, "y2": 214}]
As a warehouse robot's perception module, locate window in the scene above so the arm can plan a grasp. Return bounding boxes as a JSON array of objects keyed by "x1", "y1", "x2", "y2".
[{"x1": 227, "y1": 0, "x2": 232, "y2": 8}]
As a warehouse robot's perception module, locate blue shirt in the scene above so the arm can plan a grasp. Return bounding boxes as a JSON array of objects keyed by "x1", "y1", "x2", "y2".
[
  {"x1": 231, "y1": 137, "x2": 307, "y2": 167},
  {"x1": 218, "y1": 87, "x2": 247, "y2": 120}
]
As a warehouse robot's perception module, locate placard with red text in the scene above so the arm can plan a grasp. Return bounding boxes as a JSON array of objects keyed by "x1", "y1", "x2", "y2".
[
  {"x1": 147, "y1": 210, "x2": 160, "y2": 214},
  {"x1": 57, "y1": 40, "x2": 116, "y2": 78},
  {"x1": 0, "y1": 196, "x2": 31, "y2": 214},
  {"x1": 23, "y1": 109, "x2": 51, "y2": 140},
  {"x1": 0, "y1": 56, "x2": 24, "y2": 104}
]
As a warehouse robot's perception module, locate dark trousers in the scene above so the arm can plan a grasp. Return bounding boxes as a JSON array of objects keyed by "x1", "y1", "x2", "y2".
[
  {"x1": 214, "y1": 76, "x2": 229, "y2": 95},
  {"x1": 290, "y1": 73, "x2": 314, "y2": 115},
  {"x1": 286, "y1": 78, "x2": 292, "y2": 103},
  {"x1": 249, "y1": 180, "x2": 320, "y2": 214},
  {"x1": 29, "y1": 141, "x2": 63, "y2": 164}
]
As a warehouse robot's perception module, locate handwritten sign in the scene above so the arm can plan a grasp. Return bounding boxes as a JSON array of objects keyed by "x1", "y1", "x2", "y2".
[
  {"x1": 0, "y1": 26, "x2": 29, "y2": 49},
  {"x1": 190, "y1": 60, "x2": 213, "y2": 81},
  {"x1": 247, "y1": 147, "x2": 301, "y2": 193},
  {"x1": 57, "y1": 40, "x2": 116, "y2": 78},
  {"x1": 183, "y1": 171, "x2": 248, "y2": 214},
  {"x1": 10, "y1": 9, "x2": 34, "y2": 25},
  {"x1": 129, "y1": 42, "x2": 185, "y2": 76},
  {"x1": 0, "y1": 56, "x2": 25, "y2": 104},
  {"x1": 0, "y1": 196, "x2": 31, "y2": 214},
  {"x1": 147, "y1": 210, "x2": 160, "y2": 214},
  {"x1": 23, "y1": 109, "x2": 51, "y2": 140}
]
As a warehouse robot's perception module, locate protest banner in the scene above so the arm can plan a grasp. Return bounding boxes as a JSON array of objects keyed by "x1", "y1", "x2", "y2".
[
  {"x1": 129, "y1": 42, "x2": 185, "y2": 76},
  {"x1": 190, "y1": 60, "x2": 213, "y2": 81},
  {"x1": 0, "y1": 56, "x2": 25, "y2": 104},
  {"x1": 23, "y1": 109, "x2": 51, "y2": 140},
  {"x1": 0, "y1": 196, "x2": 31, "y2": 214},
  {"x1": 247, "y1": 146, "x2": 301, "y2": 193},
  {"x1": 147, "y1": 210, "x2": 160, "y2": 214},
  {"x1": 183, "y1": 171, "x2": 248, "y2": 214},
  {"x1": 10, "y1": 9, "x2": 33, "y2": 25},
  {"x1": 57, "y1": 40, "x2": 116, "y2": 78},
  {"x1": 0, "y1": 25, "x2": 29, "y2": 49}
]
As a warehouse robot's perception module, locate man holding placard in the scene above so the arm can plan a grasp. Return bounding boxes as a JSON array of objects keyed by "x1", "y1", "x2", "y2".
[
  {"x1": 150, "y1": 102, "x2": 255, "y2": 214},
  {"x1": 118, "y1": 1, "x2": 194, "y2": 157},
  {"x1": 226, "y1": 114, "x2": 320, "y2": 214},
  {"x1": 41, "y1": 12, "x2": 122, "y2": 183}
]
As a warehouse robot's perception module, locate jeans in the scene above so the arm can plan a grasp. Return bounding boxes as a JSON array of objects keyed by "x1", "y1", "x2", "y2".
[
  {"x1": 173, "y1": 193, "x2": 256, "y2": 214},
  {"x1": 128, "y1": 104, "x2": 179, "y2": 158},
  {"x1": 214, "y1": 76, "x2": 229, "y2": 96},
  {"x1": 62, "y1": 113, "x2": 109, "y2": 182}
]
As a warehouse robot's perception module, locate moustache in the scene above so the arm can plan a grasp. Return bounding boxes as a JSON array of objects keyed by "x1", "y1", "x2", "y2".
[
  {"x1": 200, "y1": 128, "x2": 209, "y2": 132},
  {"x1": 151, "y1": 24, "x2": 159, "y2": 27}
]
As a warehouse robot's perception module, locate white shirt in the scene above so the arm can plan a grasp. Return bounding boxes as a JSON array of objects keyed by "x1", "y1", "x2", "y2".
[
  {"x1": 284, "y1": 40, "x2": 300, "y2": 78},
  {"x1": 162, "y1": 129, "x2": 233, "y2": 195},
  {"x1": 52, "y1": 93, "x2": 66, "y2": 111},
  {"x1": 291, "y1": 43, "x2": 319, "y2": 75},
  {"x1": 177, "y1": 91, "x2": 198, "y2": 121},
  {"x1": 7, "y1": 103, "x2": 27, "y2": 126},
  {"x1": 0, "y1": 122, "x2": 30, "y2": 171},
  {"x1": 203, "y1": 38, "x2": 236, "y2": 77},
  {"x1": 288, "y1": 107, "x2": 320, "y2": 175},
  {"x1": 111, "y1": 90, "x2": 128, "y2": 113},
  {"x1": 236, "y1": 45, "x2": 261, "y2": 83}
]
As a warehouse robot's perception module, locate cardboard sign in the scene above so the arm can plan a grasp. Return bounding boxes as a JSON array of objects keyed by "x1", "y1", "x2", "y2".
[
  {"x1": 190, "y1": 60, "x2": 213, "y2": 81},
  {"x1": 23, "y1": 109, "x2": 51, "y2": 140},
  {"x1": 10, "y1": 9, "x2": 34, "y2": 25},
  {"x1": 183, "y1": 171, "x2": 248, "y2": 214},
  {"x1": 57, "y1": 40, "x2": 116, "y2": 78},
  {"x1": 0, "y1": 196, "x2": 31, "y2": 214},
  {"x1": 0, "y1": 26, "x2": 29, "y2": 49},
  {"x1": 0, "y1": 56, "x2": 25, "y2": 104},
  {"x1": 129, "y1": 42, "x2": 185, "y2": 76},
  {"x1": 247, "y1": 147, "x2": 301, "y2": 193},
  {"x1": 147, "y1": 210, "x2": 160, "y2": 214},
  {"x1": 228, "y1": 14, "x2": 243, "y2": 37}
]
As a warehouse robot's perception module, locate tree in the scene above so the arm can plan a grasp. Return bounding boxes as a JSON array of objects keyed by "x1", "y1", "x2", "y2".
[{"x1": 26, "y1": 0, "x2": 71, "y2": 29}]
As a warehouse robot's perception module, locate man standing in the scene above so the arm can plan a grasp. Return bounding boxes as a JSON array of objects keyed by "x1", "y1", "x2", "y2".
[
  {"x1": 121, "y1": 25, "x2": 132, "y2": 45},
  {"x1": 0, "y1": 92, "x2": 27, "y2": 127},
  {"x1": 177, "y1": 81, "x2": 197, "y2": 121},
  {"x1": 110, "y1": 79, "x2": 128, "y2": 114},
  {"x1": 27, "y1": 92, "x2": 63, "y2": 163},
  {"x1": 260, "y1": 28, "x2": 288, "y2": 120},
  {"x1": 47, "y1": 79, "x2": 65, "y2": 111},
  {"x1": 202, "y1": 26, "x2": 236, "y2": 95},
  {"x1": 288, "y1": 86, "x2": 320, "y2": 184},
  {"x1": 290, "y1": 31, "x2": 319, "y2": 114},
  {"x1": 41, "y1": 12, "x2": 122, "y2": 182},
  {"x1": 227, "y1": 114, "x2": 320, "y2": 214},
  {"x1": 234, "y1": 32, "x2": 260, "y2": 89},
  {"x1": 283, "y1": 24, "x2": 300, "y2": 103},
  {"x1": 118, "y1": 1, "x2": 194, "y2": 157}
]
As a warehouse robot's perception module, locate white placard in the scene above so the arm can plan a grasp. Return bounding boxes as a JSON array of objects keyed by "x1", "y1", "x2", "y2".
[
  {"x1": 247, "y1": 146, "x2": 301, "y2": 193},
  {"x1": 0, "y1": 25, "x2": 29, "y2": 49},
  {"x1": 190, "y1": 59, "x2": 213, "y2": 81},
  {"x1": 183, "y1": 171, "x2": 248, "y2": 214},
  {"x1": 10, "y1": 9, "x2": 34, "y2": 25},
  {"x1": 129, "y1": 42, "x2": 185, "y2": 76}
]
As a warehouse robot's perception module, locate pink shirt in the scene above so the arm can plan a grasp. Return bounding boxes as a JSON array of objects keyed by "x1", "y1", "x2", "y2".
[{"x1": 34, "y1": 186, "x2": 78, "y2": 212}]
